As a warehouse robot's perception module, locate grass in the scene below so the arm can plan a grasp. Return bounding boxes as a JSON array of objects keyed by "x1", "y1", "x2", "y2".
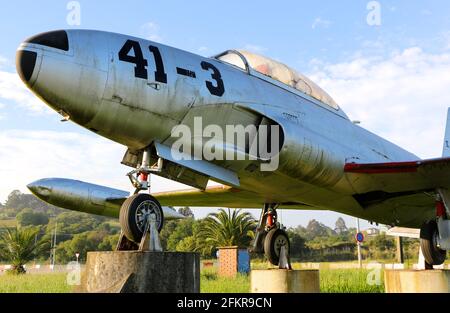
[
  {"x1": 0, "y1": 219, "x2": 16, "y2": 228},
  {"x1": 0, "y1": 273, "x2": 72, "y2": 293},
  {"x1": 0, "y1": 266, "x2": 384, "y2": 293},
  {"x1": 201, "y1": 267, "x2": 250, "y2": 293},
  {"x1": 320, "y1": 269, "x2": 384, "y2": 293},
  {"x1": 200, "y1": 266, "x2": 384, "y2": 293}
]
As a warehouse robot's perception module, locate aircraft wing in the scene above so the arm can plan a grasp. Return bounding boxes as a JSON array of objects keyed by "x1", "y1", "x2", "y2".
[
  {"x1": 344, "y1": 157, "x2": 450, "y2": 194},
  {"x1": 343, "y1": 158, "x2": 450, "y2": 226},
  {"x1": 153, "y1": 185, "x2": 312, "y2": 210}
]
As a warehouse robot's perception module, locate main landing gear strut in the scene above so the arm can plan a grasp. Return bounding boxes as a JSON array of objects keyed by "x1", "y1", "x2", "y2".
[
  {"x1": 118, "y1": 147, "x2": 165, "y2": 248},
  {"x1": 252, "y1": 204, "x2": 291, "y2": 267},
  {"x1": 419, "y1": 192, "x2": 450, "y2": 267}
]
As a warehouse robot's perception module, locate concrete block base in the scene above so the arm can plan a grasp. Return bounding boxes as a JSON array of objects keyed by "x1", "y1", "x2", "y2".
[
  {"x1": 251, "y1": 269, "x2": 320, "y2": 293},
  {"x1": 385, "y1": 269, "x2": 450, "y2": 293},
  {"x1": 80, "y1": 251, "x2": 200, "y2": 293}
]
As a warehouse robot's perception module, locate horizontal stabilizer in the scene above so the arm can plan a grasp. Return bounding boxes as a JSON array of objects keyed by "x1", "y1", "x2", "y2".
[{"x1": 386, "y1": 227, "x2": 420, "y2": 239}]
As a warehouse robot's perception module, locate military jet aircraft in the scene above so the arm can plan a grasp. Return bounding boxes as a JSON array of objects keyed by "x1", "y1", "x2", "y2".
[{"x1": 17, "y1": 29, "x2": 450, "y2": 266}]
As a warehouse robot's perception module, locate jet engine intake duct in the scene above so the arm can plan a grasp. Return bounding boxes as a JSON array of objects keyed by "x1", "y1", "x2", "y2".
[{"x1": 277, "y1": 123, "x2": 345, "y2": 187}]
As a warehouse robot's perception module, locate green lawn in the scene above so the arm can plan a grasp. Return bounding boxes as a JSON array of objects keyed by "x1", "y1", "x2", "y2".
[
  {"x1": 0, "y1": 219, "x2": 16, "y2": 228},
  {"x1": 201, "y1": 268, "x2": 250, "y2": 293},
  {"x1": 0, "y1": 273, "x2": 72, "y2": 293},
  {"x1": 320, "y1": 269, "x2": 384, "y2": 293},
  {"x1": 0, "y1": 267, "x2": 384, "y2": 293}
]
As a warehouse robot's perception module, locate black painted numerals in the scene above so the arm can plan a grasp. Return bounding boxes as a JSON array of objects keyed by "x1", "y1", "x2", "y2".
[
  {"x1": 201, "y1": 61, "x2": 225, "y2": 97},
  {"x1": 118, "y1": 40, "x2": 148, "y2": 79},
  {"x1": 118, "y1": 40, "x2": 226, "y2": 97},
  {"x1": 118, "y1": 41, "x2": 167, "y2": 83},
  {"x1": 149, "y1": 45, "x2": 167, "y2": 84}
]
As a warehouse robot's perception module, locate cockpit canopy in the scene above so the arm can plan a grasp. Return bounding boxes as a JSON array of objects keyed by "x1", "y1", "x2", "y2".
[{"x1": 215, "y1": 50, "x2": 339, "y2": 110}]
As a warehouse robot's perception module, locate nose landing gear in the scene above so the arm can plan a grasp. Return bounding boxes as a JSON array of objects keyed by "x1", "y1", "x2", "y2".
[
  {"x1": 252, "y1": 204, "x2": 291, "y2": 267},
  {"x1": 119, "y1": 147, "x2": 165, "y2": 246}
]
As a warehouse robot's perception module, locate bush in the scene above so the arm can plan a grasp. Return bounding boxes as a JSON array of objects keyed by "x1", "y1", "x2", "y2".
[{"x1": 16, "y1": 208, "x2": 49, "y2": 227}]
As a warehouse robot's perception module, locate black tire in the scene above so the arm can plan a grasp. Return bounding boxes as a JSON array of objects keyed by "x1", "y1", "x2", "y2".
[
  {"x1": 264, "y1": 228, "x2": 290, "y2": 266},
  {"x1": 119, "y1": 193, "x2": 164, "y2": 243},
  {"x1": 420, "y1": 220, "x2": 446, "y2": 266}
]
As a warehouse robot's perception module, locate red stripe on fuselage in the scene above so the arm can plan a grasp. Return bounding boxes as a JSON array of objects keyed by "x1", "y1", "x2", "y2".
[{"x1": 344, "y1": 161, "x2": 420, "y2": 174}]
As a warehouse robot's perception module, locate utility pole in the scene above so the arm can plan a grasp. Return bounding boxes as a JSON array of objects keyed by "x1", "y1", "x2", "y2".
[
  {"x1": 396, "y1": 236, "x2": 404, "y2": 264},
  {"x1": 50, "y1": 220, "x2": 57, "y2": 269}
]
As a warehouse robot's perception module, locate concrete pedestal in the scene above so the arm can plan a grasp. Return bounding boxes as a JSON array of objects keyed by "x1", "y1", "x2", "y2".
[
  {"x1": 80, "y1": 251, "x2": 200, "y2": 293},
  {"x1": 251, "y1": 269, "x2": 320, "y2": 293},
  {"x1": 385, "y1": 270, "x2": 450, "y2": 293}
]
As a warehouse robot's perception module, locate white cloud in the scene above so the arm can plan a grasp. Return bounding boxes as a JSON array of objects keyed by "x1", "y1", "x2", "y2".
[
  {"x1": 0, "y1": 56, "x2": 8, "y2": 68},
  {"x1": 242, "y1": 44, "x2": 267, "y2": 54},
  {"x1": 312, "y1": 17, "x2": 331, "y2": 29},
  {"x1": 140, "y1": 22, "x2": 162, "y2": 42},
  {"x1": 0, "y1": 69, "x2": 52, "y2": 114},
  {"x1": 0, "y1": 102, "x2": 5, "y2": 120},
  {"x1": 197, "y1": 46, "x2": 212, "y2": 56},
  {"x1": 0, "y1": 129, "x2": 188, "y2": 202},
  {"x1": 308, "y1": 47, "x2": 450, "y2": 159},
  {"x1": 443, "y1": 31, "x2": 450, "y2": 50}
]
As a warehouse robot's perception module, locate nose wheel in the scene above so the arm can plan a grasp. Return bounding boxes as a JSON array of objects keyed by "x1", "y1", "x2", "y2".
[{"x1": 119, "y1": 193, "x2": 164, "y2": 243}]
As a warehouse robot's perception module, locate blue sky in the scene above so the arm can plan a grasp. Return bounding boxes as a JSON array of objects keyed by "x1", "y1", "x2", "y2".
[{"x1": 1, "y1": 1, "x2": 450, "y2": 229}]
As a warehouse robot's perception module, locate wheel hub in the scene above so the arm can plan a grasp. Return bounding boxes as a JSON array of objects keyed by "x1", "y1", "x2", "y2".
[
  {"x1": 274, "y1": 234, "x2": 288, "y2": 257},
  {"x1": 135, "y1": 200, "x2": 162, "y2": 232}
]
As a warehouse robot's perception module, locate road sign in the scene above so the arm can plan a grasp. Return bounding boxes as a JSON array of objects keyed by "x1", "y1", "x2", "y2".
[{"x1": 356, "y1": 232, "x2": 365, "y2": 243}]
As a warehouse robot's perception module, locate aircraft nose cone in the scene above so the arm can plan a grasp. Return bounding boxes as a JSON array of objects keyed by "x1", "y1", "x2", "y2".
[
  {"x1": 27, "y1": 179, "x2": 53, "y2": 200},
  {"x1": 16, "y1": 50, "x2": 37, "y2": 85}
]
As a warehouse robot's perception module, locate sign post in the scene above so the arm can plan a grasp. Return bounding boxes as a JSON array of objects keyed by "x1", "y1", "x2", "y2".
[{"x1": 355, "y1": 218, "x2": 364, "y2": 269}]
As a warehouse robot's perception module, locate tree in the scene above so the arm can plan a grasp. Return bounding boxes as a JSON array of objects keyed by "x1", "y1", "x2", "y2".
[
  {"x1": 98, "y1": 234, "x2": 120, "y2": 251},
  {"x1": 16, "y1": 208, "x2": 49, "y2": 227},
  {"x1": 166, "y1": 219, "x2": 195, "y2": 251},
  {"x1": 0, "y1": 227, "x2": 48, "y2": 274},
  {"x1": 5, "y1": 190, "x2": 56, "y2": 212},
  {"x1": 159, "y1": 220, "x2": 181, "y2": 250},
  {"x1": 286, "y1": 229, "x2": 307, "y2": 257},
  {"x1": 56, "y1": 230, "x2": 109, "y2": 263},
  {"x1": 334, "y1": 217, "x2": 348, "y2": 234},
  {"x1": 48, "y1": 212, "x2": 102, "y2": 238},
  {"x1": 196, "y1": 209, "x2": 256, "y2": 255},
  {"x1": 178, "y1": 206, "x2": 194, "y2": 218},
  {"x1": 304, "y1": 219, "x2": 336, "y2": 240}
]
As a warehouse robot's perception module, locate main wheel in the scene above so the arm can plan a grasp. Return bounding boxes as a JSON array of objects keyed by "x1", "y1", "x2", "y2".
[
  {"x1": 420, "y1": 220, "x2": 446, "y2": 266},
  {"x1": 264, "y1": 228, "x2": 290, "y2": 265},
  {"x1": 119, "y1": 193, "x2": 164, "y2": 243}
]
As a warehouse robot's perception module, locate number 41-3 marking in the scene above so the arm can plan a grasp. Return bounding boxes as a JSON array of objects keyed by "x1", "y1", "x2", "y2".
[{"x1": 118, "y1": 40, "x2": 167, "y2": 83}]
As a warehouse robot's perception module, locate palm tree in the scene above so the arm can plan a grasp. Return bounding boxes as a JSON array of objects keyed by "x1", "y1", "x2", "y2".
[
  {"x1": 196, "y1": 209, "x2": 256, "y2": 255},
  {"x1": 0, "y1": 227, "x2": 47, "y2": 274}
]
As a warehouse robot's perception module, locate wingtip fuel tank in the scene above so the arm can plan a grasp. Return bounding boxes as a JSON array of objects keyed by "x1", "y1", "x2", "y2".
[{"x1": 27, "y1": 178, "x2": 186, "y2": 220}]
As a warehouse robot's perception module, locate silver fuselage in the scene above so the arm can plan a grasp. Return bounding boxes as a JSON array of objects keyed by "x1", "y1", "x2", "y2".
[{"x1": 18, "y1": 29, "x2": 424, "y2": 227}]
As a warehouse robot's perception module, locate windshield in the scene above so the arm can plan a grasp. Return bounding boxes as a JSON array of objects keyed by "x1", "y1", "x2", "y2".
[{"x1": 216, "y1": 50, "x2": 339, "y2": 110}]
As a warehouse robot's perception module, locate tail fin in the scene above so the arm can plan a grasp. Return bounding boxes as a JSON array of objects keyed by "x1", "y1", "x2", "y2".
[{"x1": 443, "y1": 108, "x2": 450, "y2": 157}]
